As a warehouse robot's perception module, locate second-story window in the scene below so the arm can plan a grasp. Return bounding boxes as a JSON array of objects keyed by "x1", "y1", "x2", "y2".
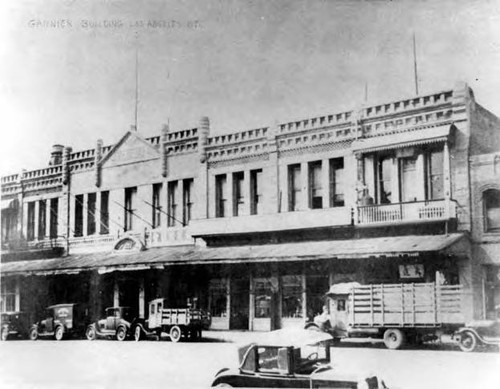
[
  {"x1": 38, "y1": 200, "x2": 46, "y2": 240},
  {"x1": 152, "y1": 183, "x2": 162, "y2": 228},
  {"x1": 377, "y1": 156, "x2": 393, "y2": 204},
  {"x1": 74, "y1": 195, "x2": 84, "y2": 237},
  {"x1": 426, "y1": 150, "x2": 444, "y2": 200},
  {"x1": 250, "y1": 169, "x2": 263, "y2": 215},
  {"x1": 330, "y1": 158, "x2": 345, "y2": 207},
  {"x1": 27, "y1": 201, "x2": 35, "y2": 241},
  {"x1": 87, "y1": 193, "x2": 96, "y2": 235},
  {"x1": 215, "y1": 174, "x2": 227, "y2": 218},
  {"x1": 100, "y1": 191, "x2": 109, "y2": 235},
  {"x1": 233, "y1": 172, "x2": 244, "y2": 216},
  {"x1": 288, "y1": 164, "x2": 301, "y2": 211},
  {"x1": 484, "y1": 189, "x2": 500, "y2": 232},
  {"x1": 124, "y1": 187, "x2": 137, "y2": 232},
  {"x1": 309, "y1": 161, "x2": 323, "y2": 209},
  {"x1": 183, "y1": 179, "x2": 194, "y2": 225},
  {"x1": 400, "y1": 156, "x2": 418, "y2": 202},
  {"x1": 50, "y1": 198, "x2": 58, "y2": 239},
  {"x1": 167, "y1": 181, "x2": 178, "y2": 227}
]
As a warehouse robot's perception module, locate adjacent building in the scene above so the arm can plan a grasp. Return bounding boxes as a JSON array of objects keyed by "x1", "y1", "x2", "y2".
[{"x1": 1, "y1": 81, "x2": 500, "y2": 330}]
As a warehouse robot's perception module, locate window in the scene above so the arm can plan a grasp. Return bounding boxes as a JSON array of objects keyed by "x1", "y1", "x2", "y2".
[
  {"x1": 124, "y1": 187, "x2": 137, "y2": 232},
  {"x1": 250, "y1": 169, "x2": 263, "y2": 215},
  {"x1": 288, "y1": 164, "x2": 301, "y2": 211},
  {"x1": 309, "y1": 161, "x2": 323, "y2": 209},
  {"x1": 282, "y1": 275, "x2": 303, "y2": 318},
  {"x1": 233, "y1": 172, "x2": 244, "y2": 216},
  {"x1": 183, "y1": 179, "x2": 194, "y2": 225},
  {"x1": 484, "y1": 189, "x2": 500, "y2": 232},
  {"x1": 377, "y1": 156, "x2": 393, "y2": 204},
  {"x1": 426, "y1": 150, "x2": 444, "y2": 200},
  {"x1": 0, "y1": 278, "x2": 16, "y2": 313},
  {"x1": 167, "y1": 181, "x2": 178, "y2": 227},
  {"x1": 100, "y1": 191, "x2": 109, "y2": 235},
  {"x1": 209, "y1": 278, "x2": 228, "y2": 317},
  {"x1": 329, "y1": 158, "x2": 344, "y2": 207},
  {"x1": 400, "y1": 157, "x2": 418, "y2": 202},
  {"x1": 152, "y1": 183, "x2": 162, "y2": 228},
  {"x1": 87, "y1": 193, "x2": 96, "y2": 235},
  {"x1": 38, "y1": 200, "x2": 46, "y2": 239},
  {"x1": 74, "y1": 195, "x2": 84, "y2": 237},
  {"x1": 27, "y1": 201, "x2": 35, "y2": 241},
  {"x1": 215, "y1": 174, "x2": 227, "y2": 218},
  {"x1": 254, "y1": 278, "x2": 272, "y2": 318},
  {"x1": 50, "y1": 198, "x2": 58, "y2": 238}
]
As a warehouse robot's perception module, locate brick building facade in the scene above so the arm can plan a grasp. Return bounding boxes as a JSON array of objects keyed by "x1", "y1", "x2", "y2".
[{"x1": 1, "y1": 81, "x2": 500, "y2": 330}]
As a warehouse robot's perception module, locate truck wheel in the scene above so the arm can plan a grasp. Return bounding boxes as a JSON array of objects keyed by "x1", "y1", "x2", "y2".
[
  {"x1": 134, "y1": 326, "x2": 142, "y2": 342},
  {"x1": 86, "y1": 326, "x2": 96, "y2": 341},
  {"x1": 170, "y1": 326, "x2": 182, "y2": 342},
  {"x1": 458, "y1": 331, "x2": 478, "y2": 352},
  {"x1": 383, "y1": 329, "x2": 405, "y2": 350},
  {"x1": 29, "y1": 328, "x2": 38, "y2": 341},
  {"x1": 54, "y1": 326, "x2": 64, "y2": 341},
  {"x1": 116, "y1": 326, "x2": 127, "y2": 341}
]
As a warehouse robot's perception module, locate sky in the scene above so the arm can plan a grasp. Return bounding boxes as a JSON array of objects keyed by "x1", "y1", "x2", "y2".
[{"x1": 1, "y1": 0, "x2": 500, "y2": 176}]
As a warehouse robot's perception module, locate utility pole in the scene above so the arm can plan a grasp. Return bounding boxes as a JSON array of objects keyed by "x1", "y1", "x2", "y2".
[{"x1": 134, "y1": 31, "x2": 139, "y2": 131}]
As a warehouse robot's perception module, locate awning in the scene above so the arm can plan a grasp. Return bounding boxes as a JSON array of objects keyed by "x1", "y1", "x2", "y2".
[
  {"x1": 474, "y1": 243, "x2": 500, "y2": 265},
  {"x1": 1, "y1": 197, "x2": 18, "y2": 211},
  {"x1": 0, "y1": 234, "x2": 466, "y2": 276},
  {"x1": 352, "y1": 124, "x2": 451, "y2": 154}
]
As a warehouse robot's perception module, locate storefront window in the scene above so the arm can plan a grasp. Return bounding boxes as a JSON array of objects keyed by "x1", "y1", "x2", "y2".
[
  {"x1": 484, "y1": 189, "x2": 500, "y2": 232},
  {"x1": 1, "y1": 278, "x2": 16, "y2": 312},
  {"x1": 209, "y1": 279, "x2": 228, "y2": 317},
  {"x1": 254, "y1": 278, "x2": 272, "y2": 318},
  {"x1": 281, "y1": 275, "x2": 303, "y2": 318}
]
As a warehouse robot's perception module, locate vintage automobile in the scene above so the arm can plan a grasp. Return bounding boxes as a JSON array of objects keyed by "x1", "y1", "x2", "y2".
[
  {"x1": 1, "y1": 311, "x2": 30, "y2": 341},
  {"x1": 85, "y1": 306, "x2": 134, "y2": 341},
  {"x1": 30, "y1": 303, "x2": 89, "y2": 341},
  {"x1": 455, "y1": 307, "x2": 500, "y2": 352},
  {"x1": 210, "y1": 329, "x2": 388, "y2": 388}
]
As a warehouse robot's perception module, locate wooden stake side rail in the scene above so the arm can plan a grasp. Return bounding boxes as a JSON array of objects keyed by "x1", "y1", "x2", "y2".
[
  {"x1": 350, "y1": 283, "x2": 464, "y2": 328},
  {"x1": 160, "y1": 308, "x2": 202, "y2": 326}
]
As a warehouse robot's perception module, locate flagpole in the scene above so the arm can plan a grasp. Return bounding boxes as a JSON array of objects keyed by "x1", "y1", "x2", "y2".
[{"x1": 413, "y1": 33, "x2": 419, "y2": 96}]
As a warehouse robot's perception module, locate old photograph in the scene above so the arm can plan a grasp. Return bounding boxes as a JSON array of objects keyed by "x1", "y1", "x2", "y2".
[{"x1": 1, "y1": 0, "x2": 500, "y2": 388}]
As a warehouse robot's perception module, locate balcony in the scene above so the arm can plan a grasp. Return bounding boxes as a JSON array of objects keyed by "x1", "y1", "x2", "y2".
[
  {"x1": 357, "y1": 199, "x2": 457, "y2": 226},
  {"x1": 189, "y1": 207, "x2": 352, "y2": 237}
]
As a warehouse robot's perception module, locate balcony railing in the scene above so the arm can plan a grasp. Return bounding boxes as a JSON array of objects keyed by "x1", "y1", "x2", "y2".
[
  {"x1": 189, "y1": 207, "x2": 352, "y2": 237},
  {"x1": 357, "y1": 199, "x2": 457, "y2": 225}
]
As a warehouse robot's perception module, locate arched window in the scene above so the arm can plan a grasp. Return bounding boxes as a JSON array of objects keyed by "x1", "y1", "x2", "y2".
[{"x1": 484, "y1": 189, "x2": 500, "y2": 232}]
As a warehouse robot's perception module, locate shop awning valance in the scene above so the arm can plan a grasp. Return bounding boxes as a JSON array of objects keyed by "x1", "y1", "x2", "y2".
[
  {"x1": 352, "y1": 124, "x2": 452, "y2": 154},
  {"x1": 0, "y1": 233, "x2": 466, "y2": 276}
]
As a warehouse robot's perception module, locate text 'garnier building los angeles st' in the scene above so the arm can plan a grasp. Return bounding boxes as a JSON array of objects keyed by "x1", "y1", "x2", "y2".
[{"x1": 1, "y1": 82, "x2": 500, "y2": 331}]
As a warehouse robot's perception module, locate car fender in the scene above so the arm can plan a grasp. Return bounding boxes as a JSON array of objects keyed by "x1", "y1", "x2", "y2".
[{"x1": 455, "y1": 328, "x2": 485, "y2": 344}]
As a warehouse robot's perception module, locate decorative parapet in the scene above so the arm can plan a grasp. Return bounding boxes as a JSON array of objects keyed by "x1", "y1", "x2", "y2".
[{"x1": 165, "y1": 128, "x2": 199, "y2": 156}]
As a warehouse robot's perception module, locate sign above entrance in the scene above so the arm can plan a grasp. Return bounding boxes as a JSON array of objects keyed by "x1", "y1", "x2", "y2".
[{"x1": 113, "y1": 235, "x2": 145, "y2": 253}]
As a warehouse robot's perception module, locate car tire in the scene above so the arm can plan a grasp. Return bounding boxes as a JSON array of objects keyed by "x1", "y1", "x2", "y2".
[
  {"x1": 54, "y1": 326, "x2": 64, "y2": 341},
  {"x1": 1, "y1": 327, "x2": 9, "y2": 341},
  {"x1": 29, "y1": 328, "x2": 38, "y2": 341},
  {"x1": 134, "y1": 326, "x2": 142, "y2": 342},
  {"x1": 116, "y1": 326, "x2": 127, "y2": 341},
  {"x1": 458, "y1": 331, "x2": 478, "y2": 352},
  {"x1": 86, "y1": 326, "x2": 97, "y2": 341},
  {"x1": 383, "y1": 328, "x2": 405, "y2": 350},
  {"x1": 170, "y1": 325, "x2": 182, "y2": 343}
]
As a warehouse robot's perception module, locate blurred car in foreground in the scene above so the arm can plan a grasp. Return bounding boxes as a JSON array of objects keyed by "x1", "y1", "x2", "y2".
[{"x1": 211, "y1": 328, "x2": 388, "y2": 388}]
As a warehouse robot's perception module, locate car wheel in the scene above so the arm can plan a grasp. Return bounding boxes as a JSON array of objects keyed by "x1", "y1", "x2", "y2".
[
  {"x1": 134, "y1": 326, "x2": 142, "y2": 342},
  {"x1": 1, "y1": 327, "x2": 9, "y2": 341},
  {"x1": 54, "y1": 326, "x2": 64, "y2": 341},
  {"x1": 383, "y1": 328, "x2": 405, "y2": 350},
  {"x1": 116, "y1": 326, "x2": 127, "y2": 341},
  {"x1": 29, "y1": 328, "x2": 38, "y2": 341},
  {"x1": 459, "y1": 331, "x2": 478, "y2": 352},
  {"x1": 170, "y1": 325, "x2": 182, "y2": 343},
  {"x1": 86, "y1": 326, "x2": 97, "y2": 341}
]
